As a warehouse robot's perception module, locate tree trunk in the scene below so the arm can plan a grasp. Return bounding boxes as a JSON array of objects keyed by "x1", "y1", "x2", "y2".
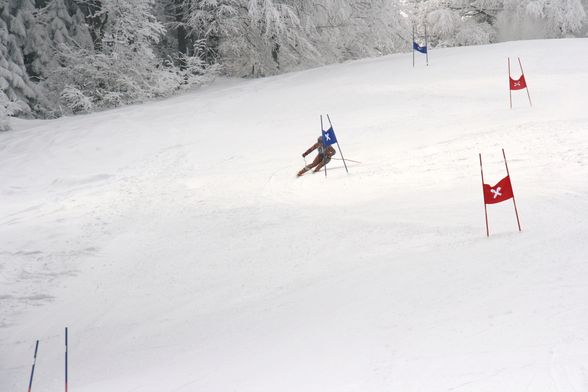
[{"x1": 175, "y1": 0, "x2": 187, "y2": 69}]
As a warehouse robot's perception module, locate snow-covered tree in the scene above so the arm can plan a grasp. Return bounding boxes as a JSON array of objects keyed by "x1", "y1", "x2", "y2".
[
  {"x1": 44, "y1": 0, "x2": 73, "y2": 45},
  {"x1": 68, "y1": 5, "x2": 94, "y2": 50},
  {"x1": 0, "y1": 1, "x2": 37, "y2": 119},
  {"x1": 185, "y1": 0, "x2": 411, "y2": 76},
  {"x1": 152, "y1": 0, "x2": 197, "y2": 70},
  {"x1": 236, "y1": 0, "x2": 317, "y2": 76},
  {"x1": 9, "y1": 0, "x2": 53, "y2": 81},
  {"x1": 286, "y1": 0, "x2": 410, "y2": 62},
  {"x1": 185, "y1": 0, "x2": 240, "y2": 64},
  {"x1": 44, "y1": 0, "x2": 165, "y2": 110},
  {"x1": 185, "y1": 0, "x2": 318, "y2": 77},
  {"x1": 407, "y1": 0, "x2": 497, "y2": 46},
  {"x1": 0, "y1": 96, "x2": 10, "y2": 130},
  {"x1": 75, "y1": 0, "x2": 108, "y2": 50},
  {"x1": 343, "y1": 0, "x2": 408, "y2": 57},
  {"x1": 100, "y1": 0, "x2": 165, "y2": 58},
  {"x1": 45, "y1": 0, "x2": 218, "y2": 113},
  {"x1": 451, "y1": 0, "x2": 503, "y2": 24},
  {"x1": 496, "y1": 0, "x2": 586, "y2": 40}
]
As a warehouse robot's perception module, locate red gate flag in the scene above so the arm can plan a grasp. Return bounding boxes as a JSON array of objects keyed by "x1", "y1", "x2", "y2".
[
  {"x1": 483, "y1": 175, "x2": 513, "y2": 204},
  {"x1": 479, "y1": 149, "x2": 522, "y2": 236},
  {"x1": 509, "y1": 75, "x2": 527, "y2": 90},
  {"x1": 508, "y1": 58, "x2": 532, "y2": 108}
]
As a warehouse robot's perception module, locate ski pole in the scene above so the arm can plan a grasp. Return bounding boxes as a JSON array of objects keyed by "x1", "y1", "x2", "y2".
[
  {"x1": 28, "y1": 340, "x2": 39, "y2": 392},
  {"x1": 65, "y1": 327, "x2": 68, "y2": 392},
  {"x1": 331, "y1": 157, "x2": 361, "y2": 164}
]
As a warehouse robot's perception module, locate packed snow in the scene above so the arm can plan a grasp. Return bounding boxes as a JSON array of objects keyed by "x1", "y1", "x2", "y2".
[{"x1": 1, "y1": 38, "x2": 588, "y2": 392}]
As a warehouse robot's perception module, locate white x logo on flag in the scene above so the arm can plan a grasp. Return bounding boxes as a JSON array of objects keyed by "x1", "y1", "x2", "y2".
[
  {"x1": 514, "y1": 81, "x2": 520, "y2": 87},
  {"x1": 324, "y1": 133, "x2": 331, "y2": 141},
  {"x1": 491, "y1": 187, "x2": 502, "y2": 199}
]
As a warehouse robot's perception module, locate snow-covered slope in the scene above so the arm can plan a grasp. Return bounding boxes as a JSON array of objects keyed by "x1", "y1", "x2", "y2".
[{"x1": 1, "y1": 39, "x2": 588, "y2": 392}]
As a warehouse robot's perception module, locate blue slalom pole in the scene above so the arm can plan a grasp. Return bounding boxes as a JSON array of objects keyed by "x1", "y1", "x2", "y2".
[
  {"x1": 326, "y1": 115, "x2": 349, "y2": 174},
  {"x1": 425, "y1": 23, "x2": 429, "y2": 66},
  {"x1": 412, "y1": 24, "x2": 415, "y2": 67},
  {"x1": 321, "y1": 115, "x2": 327, "y2": 177}
]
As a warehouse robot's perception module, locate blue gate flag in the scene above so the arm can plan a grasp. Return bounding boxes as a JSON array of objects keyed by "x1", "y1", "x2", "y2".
[
  {"x1": 413, "y1": 42, "x2": 427, "y2": 54},
  {"x1": 322, "y1": 127, "x2": 337, "y2": 146}
]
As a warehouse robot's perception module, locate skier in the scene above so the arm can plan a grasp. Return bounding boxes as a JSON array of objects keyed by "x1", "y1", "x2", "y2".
[{"x1": 297, "y1": 136, "x2": 336, "y2": 177}]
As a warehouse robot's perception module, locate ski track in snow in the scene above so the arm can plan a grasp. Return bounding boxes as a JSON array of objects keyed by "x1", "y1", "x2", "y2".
[{"x1": 1, "y1": 38, "x2": 588, "y2": 392}]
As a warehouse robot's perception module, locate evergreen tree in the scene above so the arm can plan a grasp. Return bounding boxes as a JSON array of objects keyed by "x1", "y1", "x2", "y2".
[
  {"x1": 0, "y1": 1, "x2": 37, "y2": 120},
  {"x1": 44, "y1": 0, "x2": 73, "y2": 45},
  {"x1": 152, "y1": 0, "x2": 192, "y2": 68},
  {"x1": 9, "y1": 0, "x2": 51, "y2": 81},
  {"x1": 68, "y1": 5, "x2": 94, "y2": 50}
]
